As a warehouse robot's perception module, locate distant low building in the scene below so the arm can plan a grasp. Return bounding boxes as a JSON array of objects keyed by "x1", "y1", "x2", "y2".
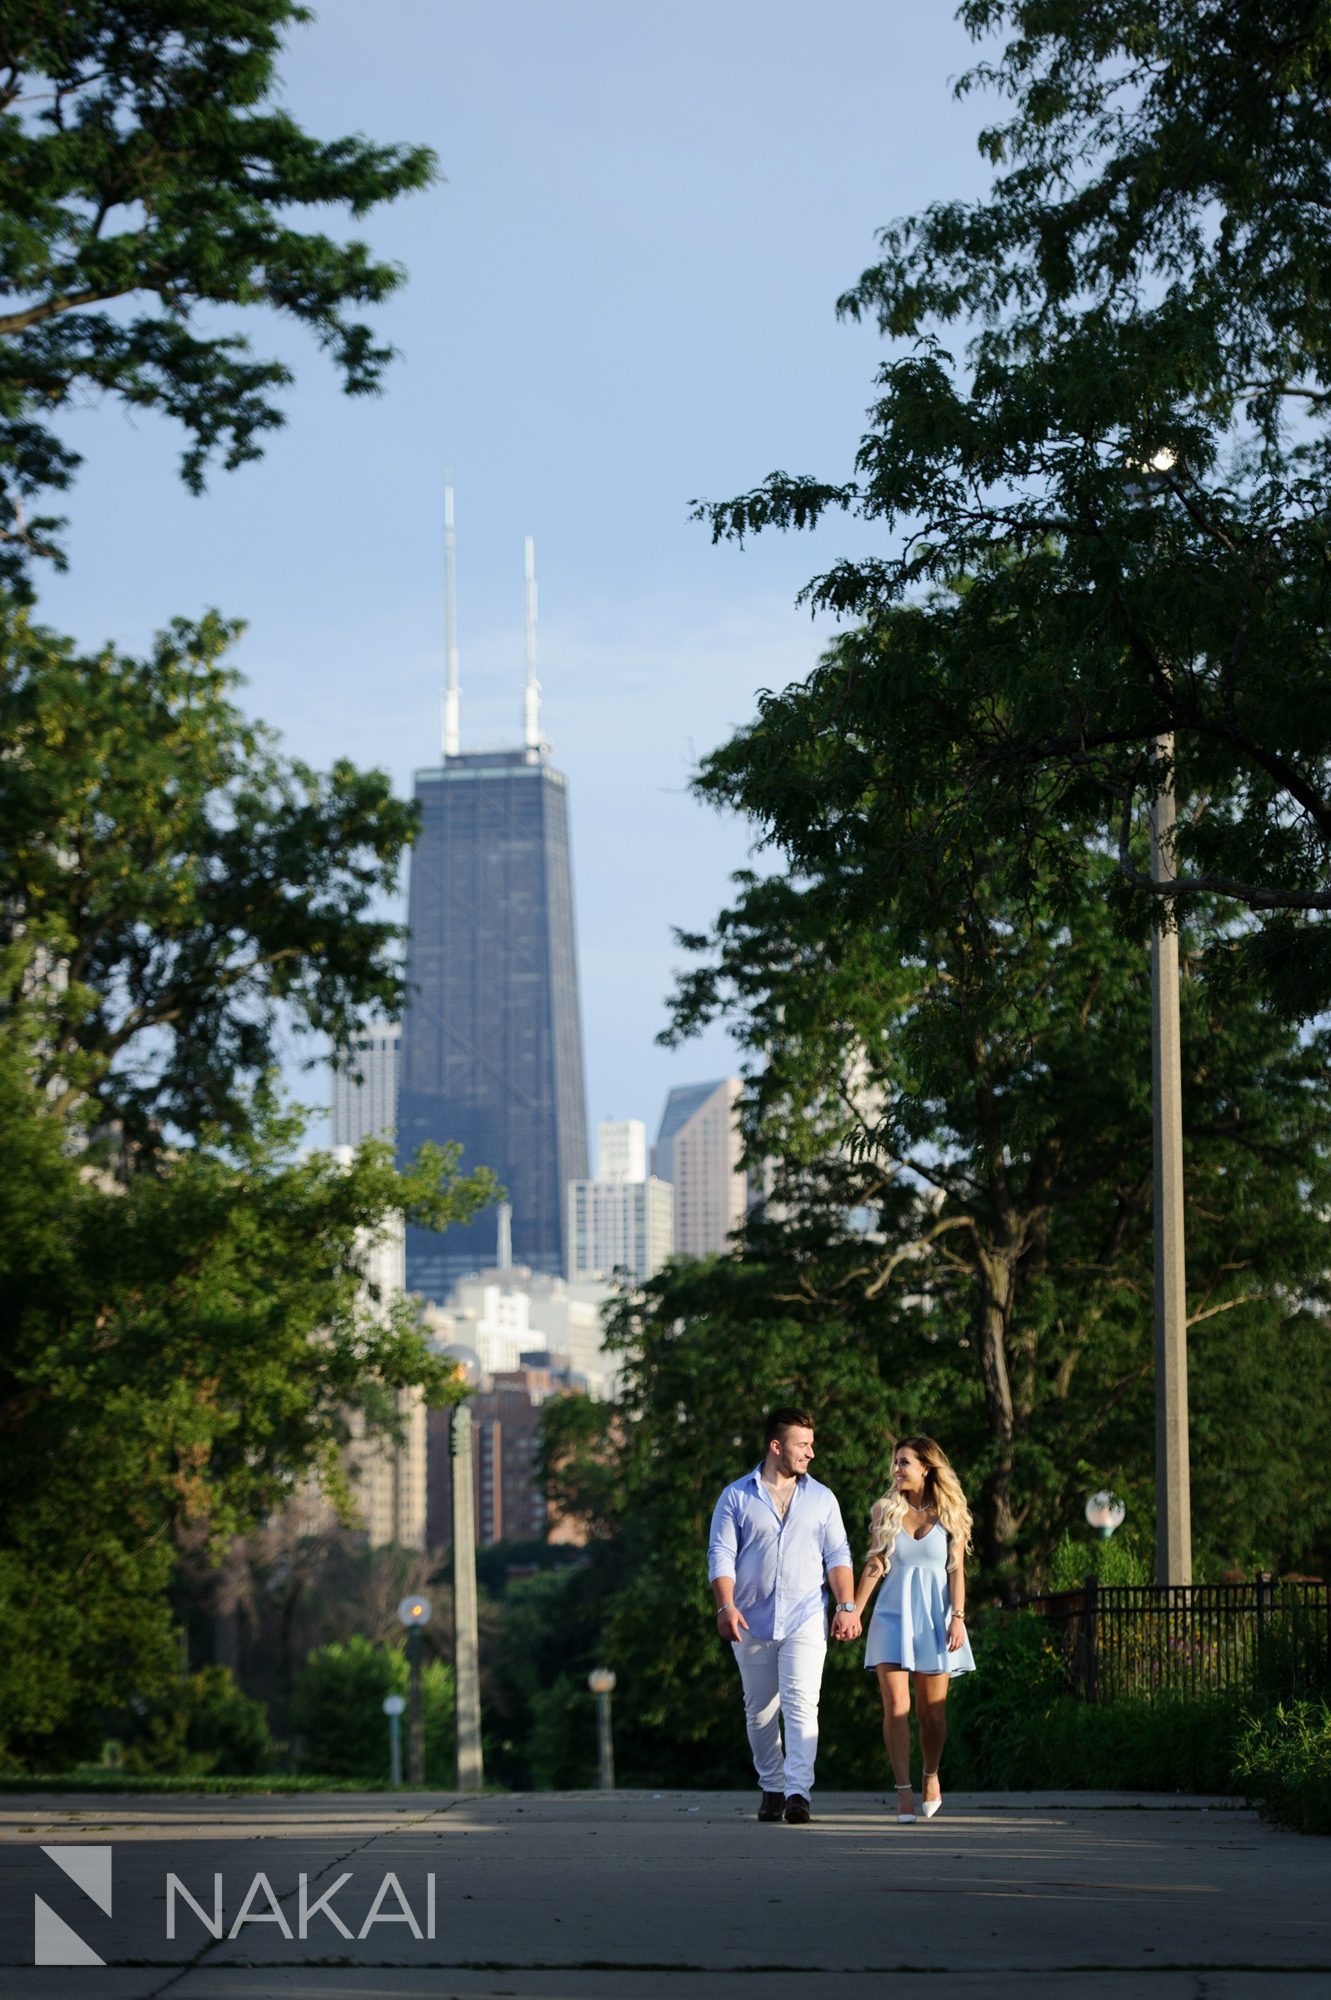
[
  {"x1": 566, "y1": 1173, "x2": 674, "y2": 1284},
  {"x1": 426, "y1": 1355, "x2": 587, "y2": 1549}
]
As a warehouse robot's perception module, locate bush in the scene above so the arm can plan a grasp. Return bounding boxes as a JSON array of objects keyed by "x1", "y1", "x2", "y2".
[
  {"x1": 121, "y1": 1667, "x2": 275, "y2": 1776},
  {"x1": 292, "y1": 1635, "x2": 454, "y2": 1782},
  {"x1": 1234, "y1": 1699, "x2": 1331, "y2": 1836},
  {"x1": 945, "y1": 1611, "x2": 1243, "y2": 1793},
  {"x1": 1047, "y1": 1530, "x2": 1150, "y2": 1592}
]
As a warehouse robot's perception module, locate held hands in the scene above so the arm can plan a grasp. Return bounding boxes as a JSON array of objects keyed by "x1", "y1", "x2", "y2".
[{"x1": 831, "y1": 1607, "x2": 862, "y2": 1642}]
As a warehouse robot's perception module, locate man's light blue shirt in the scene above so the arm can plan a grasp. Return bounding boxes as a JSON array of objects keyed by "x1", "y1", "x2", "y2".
[{"x1": 707, "y1": 1465, "x2": 853, "y2": 1641}]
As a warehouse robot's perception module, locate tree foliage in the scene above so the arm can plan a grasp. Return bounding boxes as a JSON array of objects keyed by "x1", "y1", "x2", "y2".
[
  {"x1": 1, "y1": 603, "x2": 417, "y2": 1150},
  {"x1": 698, "y1": 0, "x2": 1331, "y2": 1003},
  {"x1": 0, "y1": 0, "x2": 436, "y2": 587},
  {"x1": 667, "y1": 684, "x2": 1331, "y2": 1580},
  {"x1": 0, "y1": 606, "x2": 496, "y2": 1767}
]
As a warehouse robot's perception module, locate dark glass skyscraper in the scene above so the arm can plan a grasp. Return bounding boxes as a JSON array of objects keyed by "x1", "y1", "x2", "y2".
[{"x1": 398, "y1": 746, "x2": 590, "y2": 1301}]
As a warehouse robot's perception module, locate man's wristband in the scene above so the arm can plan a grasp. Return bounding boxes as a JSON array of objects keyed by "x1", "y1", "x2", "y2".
[
  {"x1": 835, "y1": 1601, "x2": 858, "y2": 1614},
  {"x1": 715, "y1": 1604, "x2": 735, "y2": 1618}
]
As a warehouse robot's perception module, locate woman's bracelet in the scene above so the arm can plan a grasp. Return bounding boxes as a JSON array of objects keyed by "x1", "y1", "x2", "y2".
[{"x1": 950, "y1": 1610, "x2": 966, "y2": 1622}]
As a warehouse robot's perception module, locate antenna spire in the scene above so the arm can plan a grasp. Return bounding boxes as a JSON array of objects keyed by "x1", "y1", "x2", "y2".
[
  {"x1": 443, "y1": 484, "x2": 461, "y2": 758},
  {"x1": 523, "y1": 534, "x2": 541, "y2": 752}
]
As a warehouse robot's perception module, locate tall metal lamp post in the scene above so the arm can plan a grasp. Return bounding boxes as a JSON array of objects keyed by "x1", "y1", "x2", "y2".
[
  {"x1": 397, "y1": 1593, "x2": 432, "y2": 1785},
  {"x1": 1130, "y1": 446, "x2": 1193, "y2": 1590},
  {"x1": 588, "y1": 1668, "x2": 616, "y2": 1791},
  {"x1": 451, "y1": 1403, "x2": 484, "y2": 1790}
]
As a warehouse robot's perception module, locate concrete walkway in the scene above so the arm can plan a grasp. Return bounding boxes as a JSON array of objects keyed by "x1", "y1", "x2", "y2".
[{"x1": 1, "y1": 1790, "x2": 1326, "y2": 1999}]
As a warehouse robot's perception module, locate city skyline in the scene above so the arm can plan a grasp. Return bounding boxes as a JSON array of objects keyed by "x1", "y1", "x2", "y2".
[{"x1": 33, "y1": 2, "x2": 992, "y2": 1145}]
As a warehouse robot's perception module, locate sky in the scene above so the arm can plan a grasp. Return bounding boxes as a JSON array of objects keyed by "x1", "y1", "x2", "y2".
[{"x1": 40, "y1": 0, "x2": 997, "y2": 1148}]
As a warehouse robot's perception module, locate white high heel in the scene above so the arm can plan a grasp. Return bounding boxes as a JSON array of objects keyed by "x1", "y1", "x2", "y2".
[
  {"x1": 895, "y1": 1783, "x2": 916, "y2": 1824},
  {"x1": 920, "y1": 1767, "x2": 942, "y2": 1819}
]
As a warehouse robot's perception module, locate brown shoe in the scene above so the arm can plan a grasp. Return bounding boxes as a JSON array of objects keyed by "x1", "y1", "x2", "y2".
[
  {"x1": 783, "y1": 1793, "x2": 812, "y2": 1824},
  {"x1": 757, "y1": 1790, "x2": 785, "y2": 1821}
]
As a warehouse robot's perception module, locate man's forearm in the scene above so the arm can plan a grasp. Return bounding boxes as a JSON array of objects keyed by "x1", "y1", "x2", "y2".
[
  {"x1": 711, "y1": 1576, "x2": 736, "y2": 1610},
  {"x1": 828, "y1": 1566, "x2": 855, "y2": 1605}
]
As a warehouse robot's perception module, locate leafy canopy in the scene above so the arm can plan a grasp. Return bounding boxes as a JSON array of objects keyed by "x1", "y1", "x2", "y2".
[
  {"x1": 697, "y1": 0, "x2": 1331, "y2": 998},
  {"x1": 0, "y1": 0, "x2": 436, "y2": 587},
  {"x1": 1, "y1": 603, "x2": 418, "y2": 1150}
]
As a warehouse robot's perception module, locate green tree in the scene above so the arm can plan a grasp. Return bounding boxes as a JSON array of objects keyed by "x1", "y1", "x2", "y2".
[
  {"x1": 292, "y1": 1635, "x2": 455, "y2": 1782},
  {"x1": 0, "y1": 1075, "x2": 491, "y2": 1767},
  {"x1": 698, "y1": 0, "x2": 1331, "y2": 1007},
  {"x1": 1, "y1": 603, "x2": 417, "y2": 1149},
  {"x1": 0, "y1": 609, "x2": 497, "y2": 1768},
  {"x1": 0, "y1": 0, "x2": 436, "y2": 588}
]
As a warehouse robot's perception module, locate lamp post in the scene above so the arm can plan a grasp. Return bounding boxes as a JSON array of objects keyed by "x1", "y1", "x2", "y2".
[
  {"x1": 383, "y1": 1692, "x2": 405, "y2": 1789},
  {"x1": 1129, "y1": 447, "x2": 1193, "y2": 1590},
  {"x1": 451, "y1": 1403, "x2": 484, "y2": 1790},
  {"x1": 1149, "y1": 741, "x2": 1193, "y2": 1587},
  {"x1": 588, "y1": 1668, "x2": 616, "y2": 1790},
  {"x1": 396, "y1": 1594, "x2": 432, "y2": 1786}
]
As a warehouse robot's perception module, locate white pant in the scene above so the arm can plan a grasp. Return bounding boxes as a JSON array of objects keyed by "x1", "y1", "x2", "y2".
[{"x1": 731, "y1": 1620, "x2": 827, "y2": 1798}]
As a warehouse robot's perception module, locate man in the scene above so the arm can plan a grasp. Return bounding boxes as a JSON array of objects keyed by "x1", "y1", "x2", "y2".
[{"x1": 708, "y1": 1406, "x2": 861, "y2": 1823}]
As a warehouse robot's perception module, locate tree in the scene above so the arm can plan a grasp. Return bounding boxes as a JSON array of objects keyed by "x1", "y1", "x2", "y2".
[
  {"x1": 0, "y1": 0, "x2": 436, "y2": 588},
  {"x1": 665, "y1": 693, "x2": 1331, "y2": 1581},
  {"x1": 698, "y1": 0, "x2": 1331, "y2": 1007},
  {"x1": 0, "y1": 608, "x2": 498, "y2": 1767},
  {"x1": 1, "y1": 602, "x2": 417, "y2": 1149},
  {"x1": 0, "y1": 1070, "x2": 492, "y2": 1766}
]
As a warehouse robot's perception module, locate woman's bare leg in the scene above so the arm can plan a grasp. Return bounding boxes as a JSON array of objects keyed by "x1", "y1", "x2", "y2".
[
  {"x1": 875, "y1": 1665, "x2": 913, "y2": 1793},
  {"x1": 915, "y1": 1671, "x2": 950, "y2": 1801}
]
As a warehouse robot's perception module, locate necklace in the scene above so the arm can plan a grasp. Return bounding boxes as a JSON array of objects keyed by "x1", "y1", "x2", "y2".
[{"x1": 766, "y1": 1478, "x2": 797, "y2": 1520}]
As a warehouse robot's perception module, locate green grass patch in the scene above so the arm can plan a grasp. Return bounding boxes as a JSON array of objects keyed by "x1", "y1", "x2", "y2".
[{"x1": 0, "y1": 1772, "x2": 449, "y2": 1795}]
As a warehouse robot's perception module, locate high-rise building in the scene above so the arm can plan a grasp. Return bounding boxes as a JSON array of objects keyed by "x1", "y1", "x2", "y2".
[
  {"x1": 330, "y1": 1149, "x2": 428, "y2": 1549},
  {"x1": 330, "y1": 1023, "x2": 401, "y2": 1148},
  {"x1": 652, "y1": 1077, "x2": 747, "y2": 1259},
  {"x1": 567, "y1": 1174, "x2": 674, "y2": 1285},
  {"x1": 397, "y1": 502, "x2": 589, "y2": 1299},
  {"x1": 596, "y1": 1117, "x2": 647, "y2": 1183}
]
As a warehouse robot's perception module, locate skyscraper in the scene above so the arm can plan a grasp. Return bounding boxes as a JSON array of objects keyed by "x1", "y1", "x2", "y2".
[
  {"x1": 398, "y1": 499, "x2": 589, "y2": 1300},
  {"x1": 330, "y1": 1022, "x2": 401, "y2": 1148},
  {"x1": 652, "y1": 1077, "x2": 747, "y2": 1258}
]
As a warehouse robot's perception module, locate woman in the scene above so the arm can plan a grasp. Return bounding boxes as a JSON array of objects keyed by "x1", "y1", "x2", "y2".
[{"x1": 851, "y1": 1434, "x2": 975, "y2": 1823}]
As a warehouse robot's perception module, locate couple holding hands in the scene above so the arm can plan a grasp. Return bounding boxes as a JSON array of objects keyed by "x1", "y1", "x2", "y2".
[{"x1": 708, "y1": 1408, "x2": 975, "y2": 1826}]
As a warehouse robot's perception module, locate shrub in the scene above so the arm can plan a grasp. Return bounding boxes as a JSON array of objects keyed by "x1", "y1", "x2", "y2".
[
  {"x1": 1048, "y1": 1531, "x2": 1150, "y2": 1592},
  {"x1": 121, "y1": 1667, "x2": 275, "y2": 1776},
  {"x1": 945, "y1": 1611, "x2": 1243, "y2": 1793},
  {"x1": 1234, "y1": 1699, "x2": 1331, "y2": 1836},
  {"x1": 292, "y1": 1635, "x2": 454, "y2": 1782}
]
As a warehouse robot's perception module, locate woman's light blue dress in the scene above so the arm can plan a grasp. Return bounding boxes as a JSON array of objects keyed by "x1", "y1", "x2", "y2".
[{"x1": 864, "y1": 1522, "x2": 976, "y2": 1676}]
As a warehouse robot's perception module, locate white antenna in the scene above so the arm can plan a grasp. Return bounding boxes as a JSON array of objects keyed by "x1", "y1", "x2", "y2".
[
  {"x1": 523, "y1": 534, "x2": 541, "y2": 751},
  {"x1": 442, "y1": 484, "x2": 461, "y2": 758}
]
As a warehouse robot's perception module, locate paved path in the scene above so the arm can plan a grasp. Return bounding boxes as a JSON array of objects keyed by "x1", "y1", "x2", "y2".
[{"x1": 1, "y1": 1790, "x2": 1326, "y2": 1999}]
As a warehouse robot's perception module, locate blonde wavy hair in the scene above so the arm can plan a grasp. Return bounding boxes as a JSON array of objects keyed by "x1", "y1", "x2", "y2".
[{"x1": 867, "y1": 1434, "x2": 973, "y2": 1577}]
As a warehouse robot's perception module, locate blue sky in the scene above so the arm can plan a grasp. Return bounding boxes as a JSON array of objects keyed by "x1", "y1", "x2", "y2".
[{"x1": 41, "y1": 0, "x2": 995, "y2": 1145}]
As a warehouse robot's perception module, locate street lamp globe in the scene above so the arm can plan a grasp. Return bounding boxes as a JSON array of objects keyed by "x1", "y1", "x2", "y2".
[
  {"x1": 1085, "y1": 1492, "x2": 1127, "y2": 1539},
  {"x1": 587, "y1": 1668, "x2": 617, "y2": 1695},
  {"x1": 397, "y1": 1595, "x2": 433, "y2": 1628}
]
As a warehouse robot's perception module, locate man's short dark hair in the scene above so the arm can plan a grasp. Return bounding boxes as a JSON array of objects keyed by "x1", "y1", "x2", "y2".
[{"x1": 764, "y1": 1406, "x2": 814, "y2": 1450}]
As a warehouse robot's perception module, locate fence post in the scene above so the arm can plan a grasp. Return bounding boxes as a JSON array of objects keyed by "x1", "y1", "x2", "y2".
[{"x1": 1082, "y1": 1575, "x2": 1100, "y2": 1704}]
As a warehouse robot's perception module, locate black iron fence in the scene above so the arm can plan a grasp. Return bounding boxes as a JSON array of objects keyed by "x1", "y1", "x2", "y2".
[{"x1": 1024, "y1": 1576, "x2": 1330, "y2": 1703}]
